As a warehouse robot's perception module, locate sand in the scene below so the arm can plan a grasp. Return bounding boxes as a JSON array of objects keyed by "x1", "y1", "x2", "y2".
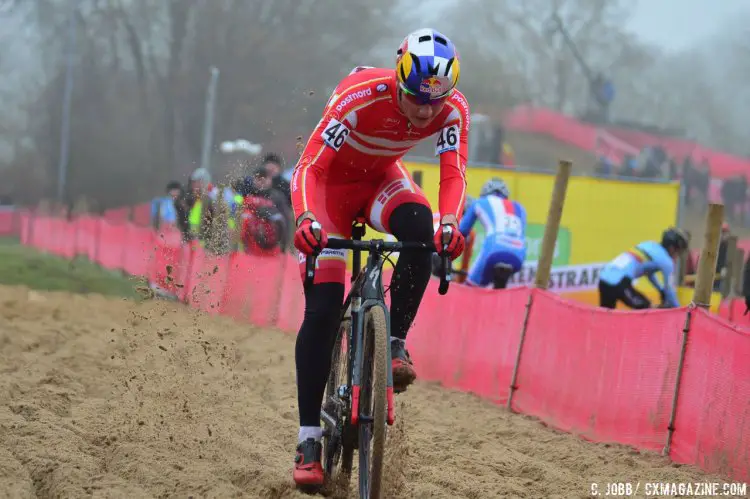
[{"x1": 0, "y1": 285, "x2": 742, "y2": 498}]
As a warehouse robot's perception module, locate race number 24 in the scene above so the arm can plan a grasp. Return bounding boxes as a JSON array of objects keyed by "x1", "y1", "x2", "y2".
[
  {"x1": 322, "y1": 118, "x2": 350, "y2": 151},
  {"x1": 435, "y1": 124, "x2": 459, "y2": 155}
]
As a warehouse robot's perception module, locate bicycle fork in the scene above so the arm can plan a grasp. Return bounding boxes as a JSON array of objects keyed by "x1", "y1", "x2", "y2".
[{"x1": 349, "y1": 299, "x2": 395, "y2": 427}]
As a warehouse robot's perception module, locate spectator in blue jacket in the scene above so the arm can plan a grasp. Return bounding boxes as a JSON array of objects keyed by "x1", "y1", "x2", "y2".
[{"x1": 151, "y1": 181, "x2": 182, "y2": 229}]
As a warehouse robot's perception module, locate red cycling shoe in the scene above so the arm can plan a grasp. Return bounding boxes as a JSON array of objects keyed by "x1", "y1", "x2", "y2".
[
  {"x1": 293, "y1": 438, "x2": 324, "y2": 488},
  {"x1": 391, "y1": 340, "x2": 417, "y2": 393}
]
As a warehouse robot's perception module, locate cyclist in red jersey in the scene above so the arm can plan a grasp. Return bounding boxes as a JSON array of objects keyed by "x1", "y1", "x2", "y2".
[{"x1": 291, "y1": 28, "x2": 469, "y2": 487}]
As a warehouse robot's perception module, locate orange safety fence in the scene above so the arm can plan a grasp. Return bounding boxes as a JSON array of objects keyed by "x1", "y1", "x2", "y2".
[{"x1": 8, "y1": 211, "x2": 750, "y2": 482}]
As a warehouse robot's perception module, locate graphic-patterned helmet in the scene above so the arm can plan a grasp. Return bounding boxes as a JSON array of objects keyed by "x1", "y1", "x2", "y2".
[{"x1": 396, "y1": 28, "x2": 460, "y2": 104}]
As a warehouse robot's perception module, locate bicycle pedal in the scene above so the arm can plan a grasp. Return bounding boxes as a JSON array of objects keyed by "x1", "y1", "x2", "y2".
[{"x1": 337, "y1": 385, "x2": 349, "y2": 400}]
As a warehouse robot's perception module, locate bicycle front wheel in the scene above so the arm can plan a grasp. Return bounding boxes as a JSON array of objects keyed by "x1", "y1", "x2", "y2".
[{"x1": 358, "y1": 306, "x2": 389, "y2": 499}]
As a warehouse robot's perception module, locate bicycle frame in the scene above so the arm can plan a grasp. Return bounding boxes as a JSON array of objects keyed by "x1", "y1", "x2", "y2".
[
  {"x1": 345, "y1": 223, "x2": 395, "y2": 427},
  {"x1": 315, "y1": 221, "x2": 449, "y2": 433}
]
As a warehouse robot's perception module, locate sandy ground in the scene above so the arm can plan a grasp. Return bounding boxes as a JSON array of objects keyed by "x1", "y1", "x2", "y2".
[{"x1": 0, "y1": 284, "x2": 742, "y2": 499}]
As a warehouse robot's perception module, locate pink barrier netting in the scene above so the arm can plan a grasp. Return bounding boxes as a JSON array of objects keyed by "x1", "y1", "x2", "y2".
[
  {"x1": 0, "y1": 210, "x2": 17, "y2": 236},
  {"x1": 122, "y1": 224, "x2": 155, "y2": 277},
  {"x1": 409, "y1": 284, "x2": 530, "y2": 404},
  {"x1": 272, "y1": 254, "x2": 305, "y2": 334},
  {"x1": 512, "y1": 290, "x2": 685, "y2": 452},
  {"x1": 13, "y1": 214, "x2": 750, "y2": 483},
  {"x1": 670, "y1": 309, "x2": 750, "y2": 481}
]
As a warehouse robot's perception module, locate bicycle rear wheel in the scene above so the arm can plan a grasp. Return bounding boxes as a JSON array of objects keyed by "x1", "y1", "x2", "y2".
[{"x1": 357, "y1": 306, "x2": 388, "y2": 499}]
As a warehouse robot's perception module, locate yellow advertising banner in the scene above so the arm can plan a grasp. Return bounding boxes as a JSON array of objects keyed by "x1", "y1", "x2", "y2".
[
  {"x1": 336, "y1": 158, "x2": 692, "y2": 310},
  {"x1": 404, "y1": 160, "x2": 680, "y2": 265}
]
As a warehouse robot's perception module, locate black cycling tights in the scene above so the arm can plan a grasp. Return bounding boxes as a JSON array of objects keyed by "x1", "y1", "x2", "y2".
[{"x1": 295, "y1": 203, "x2": 433, "y2": 426}]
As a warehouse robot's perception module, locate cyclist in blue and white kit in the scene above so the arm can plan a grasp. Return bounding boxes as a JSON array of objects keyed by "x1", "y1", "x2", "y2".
[
  {"x1": 598, "y1": 228, "x2": 689, "y2": 309},
  {"x1": 458, "y1": 178, "x2": 527, "y2": 288}
]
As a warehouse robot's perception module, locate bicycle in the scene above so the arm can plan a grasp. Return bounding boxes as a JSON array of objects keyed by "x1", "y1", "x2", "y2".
[{"x1": 303, "y1": 220, "x2": 452, "y2": 499}]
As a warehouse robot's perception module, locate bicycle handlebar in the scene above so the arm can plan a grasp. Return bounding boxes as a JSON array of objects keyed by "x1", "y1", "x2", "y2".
[{"x1": 304, "y1": 223, "x2": 453, "y2": 295}]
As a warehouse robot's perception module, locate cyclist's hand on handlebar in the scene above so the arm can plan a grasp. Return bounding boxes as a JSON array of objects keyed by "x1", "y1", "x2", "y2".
[
  {"x1": 294, "y1": 219, "x2": 328, "y2": 255},
  {"x1": 434, "y1": 221, "x2": 464, "y2": 260}
]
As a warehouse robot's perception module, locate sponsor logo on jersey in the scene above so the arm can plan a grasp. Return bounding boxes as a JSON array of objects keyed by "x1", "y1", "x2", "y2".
[
  {"x1": 382, "y1": 117, "x2": 400, "y2": 128},
  {"x1": 291, "y1": 156, "x2": 311, "y2": 192},
  {"x1": 450, "y1": 92, "x2": 470, "y2": 130},
  {"x1": 335, "y1": 87, "x2": 373, "y2": 113},
  {"x1": 297, "y1": 247, "x2": 346, "y2": 262}
]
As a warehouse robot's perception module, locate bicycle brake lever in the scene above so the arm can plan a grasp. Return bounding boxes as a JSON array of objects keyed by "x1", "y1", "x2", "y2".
[{"x1": 304, "y1": 254, "x2": 316, "y2": 287}]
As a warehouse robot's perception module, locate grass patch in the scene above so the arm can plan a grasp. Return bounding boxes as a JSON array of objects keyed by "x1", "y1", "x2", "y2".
[{"x1": 0, "y1": 237, "x2": 143, "y2": 299}]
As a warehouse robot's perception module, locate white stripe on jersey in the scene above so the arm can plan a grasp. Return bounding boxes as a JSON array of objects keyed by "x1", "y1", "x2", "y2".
[
  {"x1": 350, "y1": 131, "x2": 423, "y2": 149},
  {"x1": 487, "y1": 196, "x2": 508, "y2": 233},
  {"x1": 346, "y1": 135, "x2": 410, "y2": 157}
]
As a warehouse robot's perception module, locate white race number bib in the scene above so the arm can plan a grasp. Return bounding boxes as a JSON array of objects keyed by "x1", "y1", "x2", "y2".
[
  {"x1": 321, "y1": 118, "x2": 350, "y2": 151},
  {"x1": 435, "y1": 124, "x2": 459, "y2": 155}
]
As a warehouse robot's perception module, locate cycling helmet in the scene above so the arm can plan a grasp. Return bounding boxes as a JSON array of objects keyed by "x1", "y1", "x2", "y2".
[
  {"x1": 480, "y1": 178, "x2": 510, "y2": 199},
  {"x1": 661, "y1": 227, "x2": 689, "y2": 252},
  {"x1": 396, "y1": 28, "x2": 460, "y2": 104}
]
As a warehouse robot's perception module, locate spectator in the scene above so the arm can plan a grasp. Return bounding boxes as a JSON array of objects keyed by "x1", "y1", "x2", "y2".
[
  {"x1": 695, "y1": 158, "x2": 711, "y2": 205},
  {"x1": 591, "y1": 72, "x2": 615, "y2": 123},
  {"x1": 721, "y1": 175, "x2": 747, "y2": 224},
  {"x1": 236, "y1": 167, "x2": 291, "y2": 252},
  {"x1": 682, "y1": 156, "x2": 696, "y2": 206},
  {"x1": 173, "y1": 189, "x2": 191, "y2": 243},
  {"x1": 261, "y1": 153, "x2": 291, "y2": 202},
  {"x1": 595, "y1": 155, "x2": 613, "y2": 176},
  {"x1": 151, "y1": 181, "x2": 182, "y2": 230},
  {"x1": 637, "y1": 146, "x2": 668, "y2": 179},
  {"x1": 690, "y1": 223, "x2": 732, "y2": 292},
  {"x1": 500, "y1": 142, "x2": 515, "y2": 168},
  {"x1": 619, "y1": 154, "x2": 637, "y2": 177},
  {"x1": 668, "y1": 158, "x2": 678, "y2": 180},
  {"x1": 714, "y1": 223, "x2": 731, "y2": 292},
  {"x1": 173, "y1": 167, "x2": 220, "y2": 247}
]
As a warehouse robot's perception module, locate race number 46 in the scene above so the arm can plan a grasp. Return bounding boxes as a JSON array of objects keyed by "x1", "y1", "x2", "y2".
[
  {"x1": 435, "y1": 124, "x2": 459, "y2": 155},
  {"x1": 321, "y1": 118, "x2": 350, "y2": 151}
]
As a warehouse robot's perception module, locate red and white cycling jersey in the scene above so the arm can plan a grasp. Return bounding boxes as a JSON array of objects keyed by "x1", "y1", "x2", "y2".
[{"x1": 291, "y1": 67, "x2": 470, "y2": 223}]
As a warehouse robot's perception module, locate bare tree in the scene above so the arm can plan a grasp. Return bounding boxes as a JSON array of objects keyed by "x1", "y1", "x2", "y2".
[
  {"x1": 6, "y1": 0, "x2": 750, "y2": 209},
  {"x1": 5, "y1": 0, "x2": 405, "y2": 207}
]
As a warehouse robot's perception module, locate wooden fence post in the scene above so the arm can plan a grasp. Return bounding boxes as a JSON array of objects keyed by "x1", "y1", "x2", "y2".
[
  {"x1": 663, "y1": 203, "x2": 723, "y2": 456},
  {"x1": 507, "y1": 160, "x2": 572, "y2": 410}
]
